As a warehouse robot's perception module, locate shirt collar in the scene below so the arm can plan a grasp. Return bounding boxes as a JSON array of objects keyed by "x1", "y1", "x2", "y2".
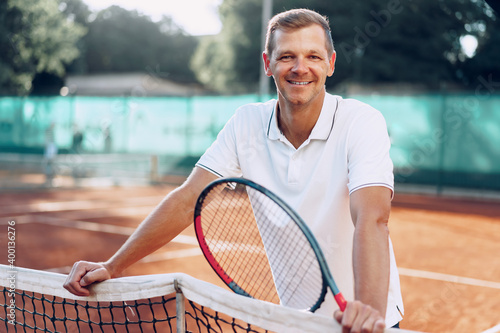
[
  {"x1": 267, "y1": 101, "x2": 281, "y2": 140},
  {"x1": 267, "y1": 93, "x2": 339, "y2": 141}
]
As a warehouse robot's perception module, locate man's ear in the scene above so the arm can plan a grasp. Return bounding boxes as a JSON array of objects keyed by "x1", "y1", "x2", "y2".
[
  {"x1": 328, "y1": 51, "x2": 337, "y2": 77},
  {"x1": 263, "y1": 52, "x2": 273, "y2": 77}
]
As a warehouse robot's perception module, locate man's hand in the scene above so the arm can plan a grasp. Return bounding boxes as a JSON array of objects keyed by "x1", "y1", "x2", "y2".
[
  {"x1": 63, "y1": 261, "x2": 112, "y2": 296},
  {"x1": 334, "y1": 301, "x2": 385, "y2": 333}
]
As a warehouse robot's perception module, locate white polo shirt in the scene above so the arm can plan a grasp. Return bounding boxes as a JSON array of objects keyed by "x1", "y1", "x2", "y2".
[{"x1": 196, "y1": 93, "x2": 404, "y2": 326}]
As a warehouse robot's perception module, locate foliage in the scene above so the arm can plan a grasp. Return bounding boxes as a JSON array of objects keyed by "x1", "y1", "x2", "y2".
[
  {"x1": 331, "y1": 0, "x2": 492, "y2": 88},
  {"x1": 58, "y1": 0, "x2": 93, "y2": 74},
  {"x1": 81, "y1": 6, "x2": 198, "y2": 83},
  {"x1": 460, "y1": 3, "x2": 500, "y2": 87},
  {"x1": 0, "y1": 0, "x2": 86, "y2": 95},
  {"x1": 2, "y1": 0, "x2": 496, "y2": 96},
  {"x1": 191, "y1": 0, "x2": 496, "y2": 93},
  {"x1": 192, "y1": 0, "x2": 263, "y2": 93}
]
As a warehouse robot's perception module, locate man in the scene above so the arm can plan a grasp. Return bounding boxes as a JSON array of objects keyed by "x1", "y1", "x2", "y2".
[{"x1": 64, "y1": 8, "x2": 403, "y2": 332}]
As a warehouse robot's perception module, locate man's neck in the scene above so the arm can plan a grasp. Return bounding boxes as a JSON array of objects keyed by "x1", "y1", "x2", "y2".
[{"x1": 277, "y1": 94, "x2": 325, "y2": 149}]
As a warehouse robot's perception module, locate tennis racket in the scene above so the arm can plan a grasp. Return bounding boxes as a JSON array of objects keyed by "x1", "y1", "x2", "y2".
[{"x1": 194, "y1": 177, "x2": 347, "y2": 312}]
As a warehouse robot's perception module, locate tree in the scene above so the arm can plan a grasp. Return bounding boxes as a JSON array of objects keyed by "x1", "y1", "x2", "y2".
[
  {"x1": 83, "y1": 6, "x2": 198, "y2": 83},
  {"x1": 0, "y1": 0, "x2": 86, "y2": 95},
  {"x1": 334, "y1": 0, "x2": 491, "y2": 89},
  {"x1": 191, "y1": 0, "x2": 493, "y2": 93},
  {"x1": 191, "y1": 0, "x2": 263, "y2": 93},
  {"x1": 59, "y1": 0, "x2": 93, "y2": 75},
  {"x1": 460, "y1": 3, "x2": 499, "y2": 87}
]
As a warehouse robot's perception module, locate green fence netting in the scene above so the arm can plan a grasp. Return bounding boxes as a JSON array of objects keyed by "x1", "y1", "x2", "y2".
[{"x1": 0, "y1": 93, "x2": 499, "y2": 190}]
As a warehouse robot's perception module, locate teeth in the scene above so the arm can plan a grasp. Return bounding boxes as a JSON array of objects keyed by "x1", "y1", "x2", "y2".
[{"x1": 290, "y1": 81, "x2": 309, "y2": 85}]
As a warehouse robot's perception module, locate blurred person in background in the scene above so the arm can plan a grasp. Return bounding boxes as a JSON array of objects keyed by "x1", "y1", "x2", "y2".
[
  {"x1": 44, "y1": 122, "x2": 58, "y2": 186},
  {"x1": 72, "y1": 124, "x2": 84, "y2": 154}
]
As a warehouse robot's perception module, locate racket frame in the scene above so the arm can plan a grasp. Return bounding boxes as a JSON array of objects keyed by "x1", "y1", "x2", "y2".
[{"x1": 194, "y1": 177, "x2": 347, "y2": 312}]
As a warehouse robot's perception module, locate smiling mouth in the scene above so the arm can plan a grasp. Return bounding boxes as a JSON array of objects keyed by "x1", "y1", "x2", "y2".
[{"x1": 288, "y1": 80, "x2": 310, "y2": 85}]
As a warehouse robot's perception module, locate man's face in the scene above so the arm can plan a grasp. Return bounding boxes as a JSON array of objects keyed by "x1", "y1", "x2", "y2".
[{"x1": 263, "y1": 24, "x2": 336, "y2": 108}]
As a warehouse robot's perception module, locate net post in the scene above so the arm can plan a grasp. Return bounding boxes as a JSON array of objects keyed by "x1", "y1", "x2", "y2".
[{"x1": 174, "y1": 279, "x2": 186, "y2": 333}]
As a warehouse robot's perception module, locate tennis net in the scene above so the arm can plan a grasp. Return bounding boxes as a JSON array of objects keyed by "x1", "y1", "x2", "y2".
[{"x1": 1, "y1": 265, "x2": 415, "y2": 332}]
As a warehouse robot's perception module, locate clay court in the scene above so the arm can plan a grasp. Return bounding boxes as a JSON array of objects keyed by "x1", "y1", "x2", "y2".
[{"x1": 1, "y1": 181, "x2": 499, "y2": 333}]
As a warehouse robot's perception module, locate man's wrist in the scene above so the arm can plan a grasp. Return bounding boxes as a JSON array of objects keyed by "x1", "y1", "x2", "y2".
[{"x1": 101, "y1": 260, "x2": 119, "y2": 279}]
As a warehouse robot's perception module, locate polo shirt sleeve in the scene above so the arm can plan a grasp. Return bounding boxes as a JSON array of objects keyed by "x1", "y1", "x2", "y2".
[
  {"x1": 346, "y1": 106, "x2": 394, "y2": 196},
  {"x1": 195, "y1": 111, "x2": 243, "y2": 178}
]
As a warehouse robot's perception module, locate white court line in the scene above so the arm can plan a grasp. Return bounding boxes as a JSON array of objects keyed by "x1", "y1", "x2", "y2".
[
  {"x1": 9, "y1": 212, "x2": 500, "y2": 290},
  {"x1": 209, "y1": 240, "x2": 266, "y2": 255},
  {"x1": 37, "y1": 206, "x2": 154, "y2": 220},
  {"x1": 480, "y1": 323, "x2": 500, "y2": 333},
  {"x1": 10, "y1": 207, "x2": 500, "y2": 293},
  {"x1": 45, "y1": 248, "x2": 203, "y2": 273},
  {"x1": 36, "y1": 215, "x2": 137, "y2": 236},
  {"x1": 140, "y1": 240, "x2": 268, "y2": 263},
  {"x1": 12, "y1": 214, "x2": 199, "y2": 245},
  {"x1": 140, "y1": 248, "x2": 203, "y2": 263},
  {"x1": 44, "y1": 266, "x2": 73, "y2": 274},
  {"x1": 2, "y1": 195, "x2": 164, "y2": 215},
  {"x1": 398, "y1": 267, "x2": 500, "y2": 290}
]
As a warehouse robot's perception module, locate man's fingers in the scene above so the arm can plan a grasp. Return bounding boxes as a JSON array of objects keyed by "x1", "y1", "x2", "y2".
[
  {"x1": 80, "y1": 266, "x2": 110, "y2": 287},
  {"x1": 356, "y1": 311, "x2": 385, "y2": 333},
  {"x1": 335, "y1": 301, "x2": 385, "y2": 333},
  {"x1": 63, "y1": 275, "x2": 90, "y2": 296},
  {"x1": 334, "y1": 309, "x2": 343, "y2": 324},
  {"x1": 340, "y1": 301, "x2": 360, "y2": 332},
  {"x1": 63, "y1": 261, "x2": 111, "y2": 296},
  {"x1": 373, "y1": 318, "x2": 386, "y2": 333},
  {"x1": 63, "y1": 261, "x2": 90, "y2": 296}
]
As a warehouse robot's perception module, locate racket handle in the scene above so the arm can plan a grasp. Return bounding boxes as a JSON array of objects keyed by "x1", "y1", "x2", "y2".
[{"x1": 334, "y1": 292, "x2": 347, "y2": 312}]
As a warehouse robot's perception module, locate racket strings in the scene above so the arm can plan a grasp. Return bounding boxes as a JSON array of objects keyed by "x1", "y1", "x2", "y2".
[
  {"x1": 199, "y1": 184, "x2": 324, "y2": 310},
  {"x1": 250, "y1": 193, "x2": 323, "y2": 308},
  {"x1": 201, "y1": 185, "x2": 280, "y2": 303}
]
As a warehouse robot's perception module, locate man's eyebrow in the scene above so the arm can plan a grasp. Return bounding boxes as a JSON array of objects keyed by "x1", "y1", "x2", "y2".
[
  {"x1": 307, "y1": 49, "x2": 325, "y2": 55},
  {"x1": 275, "y1": 48, "x2": 324, "y2": 55},
  {"x1": 274, "y1": 49, "x2": 292, "y2": 55},
  {"x1": 275, "y1": 50, "x2": 326, "y2": 59}
]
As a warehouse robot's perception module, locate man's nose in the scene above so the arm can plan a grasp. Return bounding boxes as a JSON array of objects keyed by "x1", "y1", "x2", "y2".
[{"x1": 292, "y1": 57, "x2": 308, "y2": 74}]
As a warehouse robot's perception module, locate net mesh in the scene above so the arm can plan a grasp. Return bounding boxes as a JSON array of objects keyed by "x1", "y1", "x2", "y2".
[
  {"x1": 0, "y1": 265, "x2": 414, "y2": 333},
  {"x1": 1, "y1": 289, "x2": 268, "y2": 333},
  {"x1": 0, "y1": 265, "x2": 339, "y2": 333},
  {"x1": 2, "y1": 289, "x2": 176, "y2": 332}
]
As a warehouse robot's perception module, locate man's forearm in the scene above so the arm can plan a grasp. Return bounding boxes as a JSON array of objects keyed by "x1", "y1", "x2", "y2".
[
  {"x1": 349, "y1": 186, "x2": 393, "y2": 317},
  {"x1": 105, "y1": 188, "x2": 194, "y2": 277},
  {"x1": 352, "y1": 221, "x2": 390, "y2": 317},
  {"x1": 105, "y1": 167, "x2": 218, "y2": 277}
]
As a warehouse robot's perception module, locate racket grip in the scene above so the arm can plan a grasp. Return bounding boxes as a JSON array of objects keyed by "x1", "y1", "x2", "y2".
[{"x1": 334, "y1": 292, "x2": 347, "y2": 312}]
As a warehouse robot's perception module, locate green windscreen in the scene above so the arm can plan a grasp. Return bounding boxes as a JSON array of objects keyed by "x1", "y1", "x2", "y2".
[{"x1": 1, "y1": 93, "x2": 499, "y2": 190}]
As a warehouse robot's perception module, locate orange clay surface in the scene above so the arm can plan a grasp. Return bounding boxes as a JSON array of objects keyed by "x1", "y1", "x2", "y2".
[{"x1": 1, "y1": 184, "x2": 499, "y2": 333}]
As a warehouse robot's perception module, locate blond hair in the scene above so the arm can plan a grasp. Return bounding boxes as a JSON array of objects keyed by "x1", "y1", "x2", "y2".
[{"x1": 265, "y1": 8, "x2": 334, "y2": 57}]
